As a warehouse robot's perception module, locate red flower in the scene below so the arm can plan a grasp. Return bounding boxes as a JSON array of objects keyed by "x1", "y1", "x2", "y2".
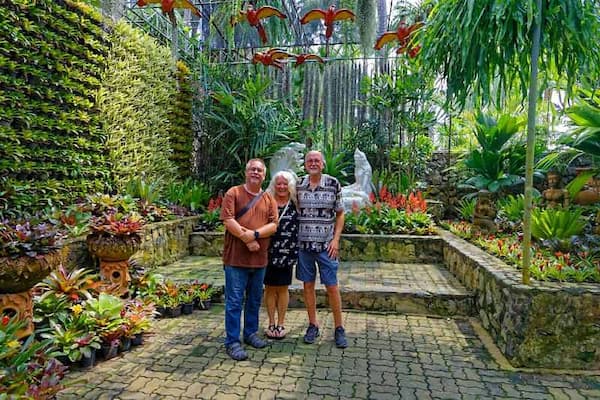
[{"x1": 1, "y1": 315, "x2": 9, "y2": 325}]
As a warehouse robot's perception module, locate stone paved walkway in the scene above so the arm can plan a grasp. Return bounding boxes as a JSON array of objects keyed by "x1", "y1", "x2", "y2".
[
  {"x1": 57, "y1": 306, "x2": 600, "y2": 399},
  {"x1": 152, "y1": 256, "x2": 470, "y2": 296}
]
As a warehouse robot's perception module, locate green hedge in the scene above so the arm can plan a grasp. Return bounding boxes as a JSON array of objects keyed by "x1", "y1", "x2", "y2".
[
  {"x1": 0, "y1": 0, "x2": 110, "y2": 217},
  {"x1": 99, "y1": 21, "x2": 178, "y2": 192}
]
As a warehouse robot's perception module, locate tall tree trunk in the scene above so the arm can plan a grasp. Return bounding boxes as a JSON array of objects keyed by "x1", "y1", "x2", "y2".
[
  {"x1": 522, "y1": 0, "x2": 543, "y2": 285},
  {"x1": 376, "y1": 0, "x2": 387, "y2": 36}
]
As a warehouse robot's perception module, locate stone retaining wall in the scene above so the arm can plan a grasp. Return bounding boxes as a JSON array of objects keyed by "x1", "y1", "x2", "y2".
[
  {"x1": 190, "y1": 232, "x2": 443, "y2": 263},
  {"x1": 340, "y1": 234, "x2": 442, "y2": 263},
  {"x1": 439, "y1": 229, "x2": 600, "y2": 370},
  {"x1": 64, "y1": 217, "x2": 200, "y2": 269}
]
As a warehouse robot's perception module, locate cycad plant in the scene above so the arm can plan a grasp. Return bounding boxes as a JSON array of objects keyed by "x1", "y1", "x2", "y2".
[
  {"x1": 531, "y1": 207, "x2": 587, "y2": 251},
  {"x1": 462, "y1": 113, "x2": 526, "y2": 193}
]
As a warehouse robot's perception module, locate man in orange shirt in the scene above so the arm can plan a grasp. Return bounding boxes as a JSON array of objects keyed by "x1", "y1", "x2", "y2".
[{"x1": 220, "y1": 159, "x2": 278, "y2": 361}]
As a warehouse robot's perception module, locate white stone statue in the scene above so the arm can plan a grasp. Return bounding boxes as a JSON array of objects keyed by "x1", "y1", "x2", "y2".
[
  {"x1": 341, "y1": 148, "x2": 373, "y2": 212},
  {"x1": 269, "y1": 142, "x2": 306, "y2": 179}
]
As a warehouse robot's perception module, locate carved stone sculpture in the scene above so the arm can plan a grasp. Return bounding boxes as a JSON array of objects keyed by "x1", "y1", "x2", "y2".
[
  {"x1": 473, "y1": 190, "x2": 497, "y2": 232},
  {"x1": 341, "y1": 148, "x2": 373, "y2": 212},
  {"x1": 269, "y1": 142, "x2": 306, "y2": 178},
  {"x1": 0, "y1": 291, "x2": 34, "y2": 337},
  {"x1": 99, "y1": 260, "x2": 131, "y2": 296},
  {"x1": 542, "y1": 171, "x2": 569, "y2": 208}
]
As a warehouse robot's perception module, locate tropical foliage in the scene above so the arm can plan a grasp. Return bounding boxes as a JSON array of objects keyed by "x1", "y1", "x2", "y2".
[
  {"x1": 98, "y1": 21, "x2": 177, "y2": 193},
  {"x1": 0, "y1": 0, "x2": 109, "y2": 217}
]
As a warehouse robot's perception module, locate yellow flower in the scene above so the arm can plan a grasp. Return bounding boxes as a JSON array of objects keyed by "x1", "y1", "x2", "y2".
[
  {"x1": 7, "y1": 340, "x2": 20, "y2": 349},
  {"x1": 71, "y1": 304, "x2": 83, "y2": 315}
]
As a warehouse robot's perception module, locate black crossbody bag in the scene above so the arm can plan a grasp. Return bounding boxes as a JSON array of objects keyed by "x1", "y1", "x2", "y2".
[{"x1": 235, "y1": 192, "x2": 264, "y2": 219}]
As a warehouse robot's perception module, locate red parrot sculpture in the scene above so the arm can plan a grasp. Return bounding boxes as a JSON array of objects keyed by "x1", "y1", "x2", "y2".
[
  {"x1": 293, "y1": 53, "x2": 325, "y2": 67},
  {"x1": 231, "y1": 5, "x2": 287, "y2": 44},
  {"x1": 300, "y1": 5, "x2": 355, "y2": 42},
  {"x1": 136, "y1": 0, "x2": 201, "y2": 17},
  {"x1": 374, "y1": 21, "x2": 422, "y2": 56},
  {"x1": 252, "y1": 48, "x2": 295, "y2": 69}
]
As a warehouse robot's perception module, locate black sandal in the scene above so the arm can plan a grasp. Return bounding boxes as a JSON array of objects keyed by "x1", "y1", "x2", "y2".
[
  {"x1": 274, "y1": 325, "x2": 286, "y2": 339},
  {"x1": 265, "y1": 324, "x2": 278, "y2": 339}
]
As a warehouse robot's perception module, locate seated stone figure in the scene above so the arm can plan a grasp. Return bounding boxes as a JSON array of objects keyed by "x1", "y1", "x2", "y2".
[
  {"x1": 473, "y1": 190, "x2": 497, "y2": 232},
  {"x1": 542, "y1": 171, "x2": 569, "y2": 208},
  {"x1": 341, "y1": 148, "x2": 373, "y2": 212},
  {"x1": 269, "y1": 142, "x2": 306, "y2": 179}
]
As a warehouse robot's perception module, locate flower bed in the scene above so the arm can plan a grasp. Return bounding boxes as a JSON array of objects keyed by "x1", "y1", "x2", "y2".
[{"x1": 442, "y1": 220, "x2": 600, "y2": 283}]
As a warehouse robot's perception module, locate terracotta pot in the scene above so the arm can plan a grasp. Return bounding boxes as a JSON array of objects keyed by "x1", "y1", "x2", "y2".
[
  {"x1": 0, "y1": 250, "x2": 63, "y2": 293},
  {"x1": 86, "y1": 234, "x2": 141, "y2": 261}
]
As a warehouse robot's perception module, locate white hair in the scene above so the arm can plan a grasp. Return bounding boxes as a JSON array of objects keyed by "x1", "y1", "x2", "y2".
[{"x1": 266, "y1": 170, "x2": 298, "y2": 207}]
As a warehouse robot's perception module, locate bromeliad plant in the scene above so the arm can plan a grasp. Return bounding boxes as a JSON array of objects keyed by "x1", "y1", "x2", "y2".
[
  {"x1": 345, "y1": 188, "x2": 433, "y2": 235},
  {"x1": 0, "y1": 315, "x2": 67, "y2": 398},
  {"x1": 0, "y1": 218, "x2": 65, "y2": 259},
  {"x1": 196, "y1": 195, "x2": 224, "y2": 232}
]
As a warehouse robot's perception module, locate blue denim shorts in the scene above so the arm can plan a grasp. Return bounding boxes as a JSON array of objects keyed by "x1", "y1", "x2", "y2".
[{"x1": 296, "y1": 250, "x2": 339, "y2": 286}]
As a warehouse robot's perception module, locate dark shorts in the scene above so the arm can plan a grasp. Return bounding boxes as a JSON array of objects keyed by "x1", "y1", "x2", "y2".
[
  {"x1": 264, "y1": 263, "x2": 294, "y2": 286},
  {"x1": 296, "y1": 250, "x2": 339, "y2": 286}
]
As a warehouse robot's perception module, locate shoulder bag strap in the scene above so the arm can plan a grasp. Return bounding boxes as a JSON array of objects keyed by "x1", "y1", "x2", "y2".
[{"x1": 235, "y1": 192, "x2": 264, "y2": 220}]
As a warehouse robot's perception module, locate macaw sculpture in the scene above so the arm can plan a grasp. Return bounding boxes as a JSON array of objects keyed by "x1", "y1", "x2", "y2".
[
  {"x1": 136, "y1": 0, "x2": 201, "y2": 19},
  {"x1": 231, "y1": 4, "x2": 287, "y2": 44},
  {"x1": 252, "y1": 48, "x2": 295, "y2": 69},
  {"x1": 374, "y1": 21, "x2": 422, "y2": 57},
  {"x1": 293, "y1": 53, "x2": 325, "y2": 67},
  {"x1": 300, "y1": 5, "x2": 355, "y2": 44}
]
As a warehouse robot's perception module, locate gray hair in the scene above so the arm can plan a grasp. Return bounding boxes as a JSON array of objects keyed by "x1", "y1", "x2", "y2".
[
  {"x1": 266, "y1": 170, "x2": 298, "y2": 207},
  {"x1": 305, "y1": 150, "x2": 326, "y2": 168}
]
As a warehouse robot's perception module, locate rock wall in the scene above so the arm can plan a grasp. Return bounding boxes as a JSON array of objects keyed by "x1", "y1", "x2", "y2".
[
  {"x1": 440, "y1": 229, "x2": 600, "y2": 369},
  {"x1": 63, "y1": 217, "x2": 200, "y2": 269},
  {"x1": 190, "y1": 232, "x2": 443, "y2": 263},
  {"x1": 423, "y1": 151, "x2": 464, "y2": 219},
  {"x1": 340, "y1": 234, "x2": 442, "y2": 263}
]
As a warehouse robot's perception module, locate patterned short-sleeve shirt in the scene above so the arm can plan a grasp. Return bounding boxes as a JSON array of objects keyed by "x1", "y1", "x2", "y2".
[{"x1": 296, "y1": 174, "x2": 344, "y2": 252}]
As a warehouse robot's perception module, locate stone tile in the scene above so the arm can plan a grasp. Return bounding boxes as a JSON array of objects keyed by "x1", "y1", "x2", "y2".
[{"x1": 53, "y1": 304, "x2": 600, "y2": 400}]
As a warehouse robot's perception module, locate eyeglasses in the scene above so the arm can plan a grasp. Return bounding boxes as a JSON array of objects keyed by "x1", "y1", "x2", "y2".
[
  {"x1": 306, "y1": 159, "x2": 322, "y2": 164},
  {"x1": 247, "y1": 167, "x2": 264, "y2": 172}
]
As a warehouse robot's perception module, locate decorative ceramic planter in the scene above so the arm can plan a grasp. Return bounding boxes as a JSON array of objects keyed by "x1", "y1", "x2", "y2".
[
  {"x1": 0, "y1": 251, "x2": 63, "y2": 338},
  {"x1": 87, "y1": 234, "x2": 141, "y2": 296},
  {"x1": 86, "y1": 234, "x2": 141, "y2": 262},
  {"x1": 0, "y1": 251, "x2": 63, "y2": 294}
]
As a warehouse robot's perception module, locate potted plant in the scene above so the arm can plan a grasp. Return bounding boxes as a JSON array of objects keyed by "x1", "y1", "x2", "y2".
[
  {"x1": 194, "y1": 283, "x2": 215, "y2": 310},
  {"x1": 179, "y1": 284, "x2": 195, "y2": 315},
  {"x1": 0, "y1": 315, "x2": 68, "y2": 397},
  {"x1": 86, "y1": 212, "x2": 145, "y2": 262},
  {"x1": 0, "y1": 218, "x2": 65, "y2": 294},
  {"x1": 41, "y1": 321, "x2": 101, "y2": 367},
  {"x1": 156, "y1": 281, "x2": 181, "y2": 318},
  {"x1": 123, "y1": 299, "x2": 154, "y2": 346}
]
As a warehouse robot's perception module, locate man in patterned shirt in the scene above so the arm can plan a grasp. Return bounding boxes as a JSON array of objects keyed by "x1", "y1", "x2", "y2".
[{"x1": 296, "y1": 150, "x2": 347, "y2": 348}]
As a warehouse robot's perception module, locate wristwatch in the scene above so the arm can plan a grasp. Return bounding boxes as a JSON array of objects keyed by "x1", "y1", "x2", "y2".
[{"x1": 254, "y1": 230, "x2": 260, "y2": 240}]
